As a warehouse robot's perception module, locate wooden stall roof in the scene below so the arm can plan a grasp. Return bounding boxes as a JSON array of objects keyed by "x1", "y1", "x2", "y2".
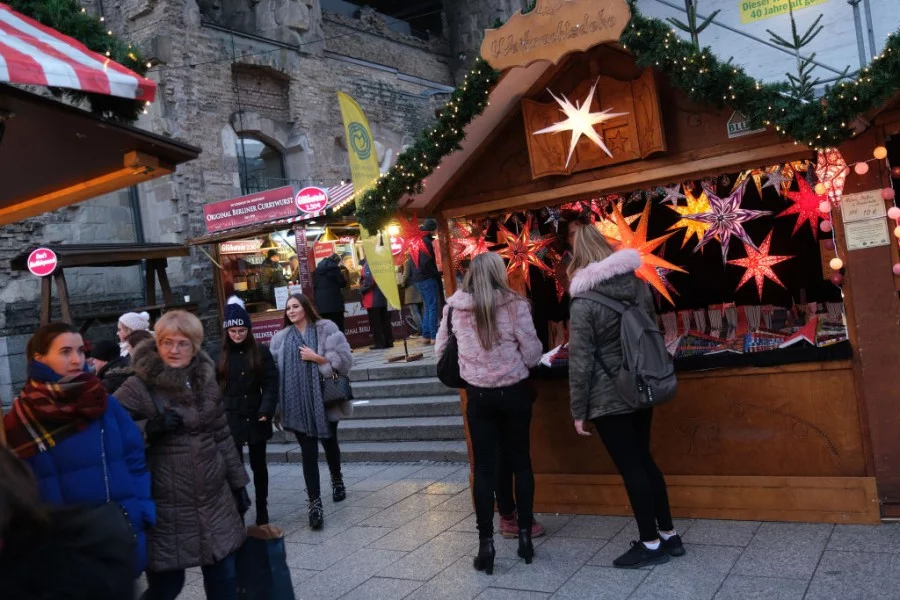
[
  {"x1": 10, "y1": 243, "x2": 190, "y2": 270},
  {"x1": 0, "y1": 84, "x2": 200, "y2": 226}
]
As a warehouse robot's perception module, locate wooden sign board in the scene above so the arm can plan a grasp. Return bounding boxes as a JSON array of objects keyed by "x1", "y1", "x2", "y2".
[
  {"x1": 521, "y1": 69, "x2": 666, "y2": 178},
  {"x1": 480, "y1": 0, "x2": 631, "y2": 71}
]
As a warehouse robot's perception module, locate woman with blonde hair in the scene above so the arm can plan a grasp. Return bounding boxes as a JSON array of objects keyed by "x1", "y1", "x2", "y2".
[
  {"x1": 436, "y1": 252, "x2": 543, "y2": 574},
  {"x1": 567, "y1": 223, "x2": 682, "y2": 569},
  {"x1": 115, "y1": 310, "x2": 250, "y2": 600}
]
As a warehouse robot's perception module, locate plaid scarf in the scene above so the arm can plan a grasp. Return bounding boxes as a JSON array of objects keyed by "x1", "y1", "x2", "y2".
[{"x1": 4, "y1": 362, "x2": 108, "y2": 459}]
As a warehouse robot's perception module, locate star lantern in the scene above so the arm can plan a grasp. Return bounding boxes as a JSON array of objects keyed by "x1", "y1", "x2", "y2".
[
  {"x1": 532, "y1": 80, "x2": 628, "y2": 167},
  {"x1": 761, "y1": 166, "x2": 790, "y2": 196},
  {"x1": 727, "y1": 231, "x2": 794, "y2": 299},
  {"x1": 610, "y1": 201, "x2": 686, "y2": 305},
  {"x1": 451, "y1": 221, "x2": 496, "y2": 271},
  {"x1": 687, "y1": 181, "x2": 772, "y2": 264},
  {"x1": 394, "y1": 215, "x2": 433, "y2": 268},
  {"x1": 666, "y1": 187, "x2": 712, "y2": 248},
  {"x1": 779, "y1": 177, "x2": 826, "y2": 239},
  {"x1": 816, "y1": 148, "x2": 849, "y2": 206},
  {"x1": 544, "y1": 207, "x2": 564, "y2": 232},
  {"x1": 780, "y1": 161, "x2": 809, "y2": 193},
  {"x1": 497, "y1": 216, "x2": 555, "y2": 289},
  {"x1": 595, "y1": 200, "x2": 639, "y2": 243},
  {"x1": 732, "y1": 170, "x2": 765, "y2": 195},
  {"x1": 656, "y1": 266, "x2": 680, "y2": 299},
  {"x1": 661, "y1": 184, "x2": 686, "y2": 207}
]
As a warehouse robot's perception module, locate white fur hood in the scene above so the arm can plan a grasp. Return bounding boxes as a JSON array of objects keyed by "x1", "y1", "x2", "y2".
[{"x1": 569, "y1": 249, "x2": 642, "y2": 296}]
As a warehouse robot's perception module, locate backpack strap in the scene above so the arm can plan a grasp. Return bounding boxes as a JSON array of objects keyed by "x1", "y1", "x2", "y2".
[
  {"x1": 446, "y1": 306, "x2": 455, "y2": 337},
  {"x1": 572, "y1": 290, "x2": 628, "y2": 314}
]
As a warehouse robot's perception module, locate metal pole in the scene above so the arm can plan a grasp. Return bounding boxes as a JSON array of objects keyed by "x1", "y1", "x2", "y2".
[
  {"x1": 847, "y1": 0, "x2": 868, "y2": 68},
  {"x1": 862, "y1": 0, "x2": 878, "y2": 60}
]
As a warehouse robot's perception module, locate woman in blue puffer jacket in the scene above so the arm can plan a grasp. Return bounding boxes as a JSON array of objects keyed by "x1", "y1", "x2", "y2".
[{"x1": 3, "y1": 322, "x2": 155, "y2": 576}]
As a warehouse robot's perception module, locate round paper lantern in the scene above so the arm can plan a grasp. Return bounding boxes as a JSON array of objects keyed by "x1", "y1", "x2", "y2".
[
  {"x1": 854, "y1": 162, "x2": 870, "y2": 175},
  {"x1": 894, "y1": 263, "x2": 900, "y2": 276},
  {"x1": 820, "y1": 220, "x2": 833, "y2": 233},
  {"x1": 830, "y1": 272, "x2": 844, "y2": 286},
  {"x1": 829, "y1": 258, "x2": 844, "y2": 270},
  {"x1": 894, "y1": 225, "x2": 900, "y2": 238},
  {"x1": 892, "y1": 166, "x2": 900, "y2": 179},
  {"x1": 814, "y1": 182, "x2": 827, "y2": 195},
  {"x1": 824, "y1": 240, "x2": 835, "y2": 250},
  {"x1": 819, "y1": 200, "x2": 832, "y2": 213},
  {"x1": 888, "y1": 206, "x2": 900, "y2": 220},
  {"x1": 883, "y1": 187, "x2": 896, "y2": 201},
  {"x1": 874, "y1": 146, "x2": 888, "y2": 160}
]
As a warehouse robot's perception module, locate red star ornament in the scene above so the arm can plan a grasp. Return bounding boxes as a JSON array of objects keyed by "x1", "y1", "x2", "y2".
[
  {"x1": 816, "y1": 148, "x2": 849, "y2": 206},
  {"x1": 497, "y1": 216, "x2": 555, "y2": 289},
  {"x1": 451, "y1": 221, "x2": 496, "y2": 271},
  {"x1": 611, "y1": 201, "x2": 687, "y2": 305},
  {"x1": 727, "y1": 231, "x2": 794, "y2": 299},
  {"x1": 780, "y1": 177, "x2": 825, "y2": 239},
  {"x1": 396, "y1": 215, "x2": 432, "y2": 268}
]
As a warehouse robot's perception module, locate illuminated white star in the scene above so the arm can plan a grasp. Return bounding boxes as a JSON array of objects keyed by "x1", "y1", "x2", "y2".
[{"x1": 532, "y1": 80, "x2": 628, "y2": 167}]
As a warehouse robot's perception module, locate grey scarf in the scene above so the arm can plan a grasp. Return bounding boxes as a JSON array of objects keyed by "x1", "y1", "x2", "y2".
[{"x1": 281, "y1": 324, "x2": 331, "y2": 438}]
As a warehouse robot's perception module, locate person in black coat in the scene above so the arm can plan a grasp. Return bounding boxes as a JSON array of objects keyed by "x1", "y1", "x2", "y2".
[
  {"x1": 217, "y1": 296, "x2": 279, "y2": 525},
  {"x1": 406, "y1": 218, "x2": 441, "y2": 344},
  {"x1": 359, "y1": 258, "x2": 394, "y2": 349},
  {"x1": 313, "y1": 253, "x2": 348, "y2": 332},
  {"x1": 89, "y1": 339, "x2": 131, "y2": 395}
]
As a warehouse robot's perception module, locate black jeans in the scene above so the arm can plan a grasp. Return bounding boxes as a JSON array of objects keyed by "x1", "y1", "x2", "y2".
[
  {"x1": 321, "y1": 311, "x2": 345, "y2": 333},
  {"x1": 495, "y1": 449, "x2": 516, "y2": 516},
  {"x1": 236, "y1": 439, "x2": 269, "y2": 516},
  {"x1": 592, "y1": 409, "x2": 674, "y2": 542},
  {"x1": 142, "y1": 552, "x2": 237, "y2": 600},
  {"x1": 367, "y1": 307, "x2": 394, "y2": 348},
  {"x1": 466, "y1": 380, "x2": 534, "y2": 539},
  {"x1": 294, "y1": 420, "x2": 341, "y2": 500}
]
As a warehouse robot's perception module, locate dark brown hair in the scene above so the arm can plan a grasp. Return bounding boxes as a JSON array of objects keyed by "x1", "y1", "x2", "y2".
[
  {"x1": 217, "y1": 329, "x2": 264, "y2": 387},
  {"x1": 26, "y1": 323, "x2": 80, "y2": 360},
  {"x1": 282, "y1": 293, "x2": 321, "y2": 328},
  {"x1": 126, "y1": 329, "x2": 153, "y2": 349}
]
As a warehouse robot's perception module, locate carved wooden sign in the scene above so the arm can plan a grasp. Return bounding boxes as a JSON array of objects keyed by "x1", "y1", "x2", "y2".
[
  {"x1": 480, "y1": 0, "x2": 631, "y2": 71},
  {"x1": 522, "y1": 70, "x2": 666, "y2": 179}
]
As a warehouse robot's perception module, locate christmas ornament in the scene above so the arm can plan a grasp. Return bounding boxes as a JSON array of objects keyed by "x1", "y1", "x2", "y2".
[
  {"x1": 733, "y1": 170, "x2": 764, "y2": 195},
  {"x1": 544, "y1": 207, "x2": 564, "y2": 232},
  {"x1": 819, "y1": 201, "x2": 832, "y2": 213},
  {"x1": 816, "y1": 148, "x2": 849, "y2": 205},
  {"x1": 830, "y1": 258, "x2": 844, "y2": 270},
  {"x1": 761, "y1": 167, "x2": 790, "y2": 196},
  {"x1": 497, "y1": 216, "x2": 555, "y2": 289},
  {"x1": 883, "y1": 188, "x2": 896, "y2": 201},
  {"x1": 595, "y1": 201, "x2": 639, "y2": 243},
  {"x1": 395, "y1": 215, "x2": 433, "y2": 268},
  {"x1": 611, "y1": 202, "x2": 686, "y2": 305},
  {"x1": 780, "y1": 177, "x2": 826, "y2": 239},
  {"x1": 893, "y1": 264, "x2": 900, "y2": 276},
  {"x1": 687, "y1": 180, "x2": 772, "y2": 264},
  {"x1": 656, "y1": 266, "x2": 680, "y2": 299},
  {"x1": 820, "y1": 220, "x2": 833, "y2": 233},
  {"x1": 780, "y1": 162, "x2": 809, "y2": 194},
  {"x1": 854, "y1": 162, "x2": 870, "y2": 175},
  {"x1": 532, "y1": 80, "x2": 628, "y2": 167},
  {"x1": 727, "y1": 231, "x2": 794, "y2": 299},
  {"x1": 666, "y1": 187, "x2": 712, "y2": 248},
  {"x1": 661, "y1": 184, "x2": 685, "y2": 207},
  {"x1": 874, "y1": 146, "x2": 888, "y2": 160},
  {"x1": 830, "y1": 272, "x2": 844, "y2": 286},
  {"x1": 451, "y1": 221, "x2": 496, "y2": 270},
  {"x1": 888, "y1": 206, "x2": 900, "y2": 220}
]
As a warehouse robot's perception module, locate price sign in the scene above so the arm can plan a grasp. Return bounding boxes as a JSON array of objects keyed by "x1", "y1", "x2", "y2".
[{"x1": 841, "y1": 190, "x2": 886, "y2": 223}]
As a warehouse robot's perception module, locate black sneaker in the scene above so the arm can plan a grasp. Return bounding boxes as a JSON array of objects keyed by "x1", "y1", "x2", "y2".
[
  {"x1": 661, "y1": 534, "x2": 686, "y2": 557},
  {"x1": 613, "y1": 541, "x2": 671, "y2": 569}
]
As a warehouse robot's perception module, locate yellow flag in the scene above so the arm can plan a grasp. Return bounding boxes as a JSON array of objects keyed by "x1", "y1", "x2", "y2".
[
  {"x1": 361, "y1": 238, "x2": 401, "y2": 311},
  {"x1": 337, "y1": 91, "x2": 380, "y2": 229}
]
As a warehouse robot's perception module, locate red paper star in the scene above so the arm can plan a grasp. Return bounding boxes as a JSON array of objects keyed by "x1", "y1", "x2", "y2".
[
  {"x1": 497, "y1": 215, "x2": 554, "y2": 289},
  {"x1": 396, "y1": 215, "x2": 432, "y2": 268},
  {"x1": 816, "y1": 148, "x2": 848, "y2": 206},
  {"x1": 451, "y1": 221, "x2": 496, "y2": 270},
  {"x1": 727, "y1": 231, "x2": 794, "y2": 299},
  {"x1": 780, "y1": 177, "x2": 825, "y2": 239},
  {"x1": 611, "y1": 201, "x2": 686, "y2": 305}
]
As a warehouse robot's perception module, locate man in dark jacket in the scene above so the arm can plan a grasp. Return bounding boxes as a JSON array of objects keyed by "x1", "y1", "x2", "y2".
[
  {"x1": 260, "y1": 249, "x2": 287, "y2": 304},
  {"x1": 406, "y1": 218, "x2": 441, "y2": 344},
  {"x1": 314, "y1": 253, "x2": 348, "y2": 332},
  {"x1": 89, "y1": 339, "x2": 131, "y2": 395}
]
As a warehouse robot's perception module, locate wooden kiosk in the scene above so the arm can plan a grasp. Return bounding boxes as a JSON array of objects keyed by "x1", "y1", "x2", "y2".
[{"x1": 406, "y1": 1, "x2": 900, "y2": 523}]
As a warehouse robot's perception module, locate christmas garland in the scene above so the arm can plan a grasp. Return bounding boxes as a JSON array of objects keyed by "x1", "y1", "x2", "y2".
[
  {"x1": 8, "y1": 0, "x2": 149, "y2": 122},
  {"x1": 351, "y1": 5, "x2": 900, "y2": 233}
]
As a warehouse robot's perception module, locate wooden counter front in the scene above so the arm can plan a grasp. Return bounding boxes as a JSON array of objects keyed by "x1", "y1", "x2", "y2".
[{"x1": 462, "y1": 361, "x2": 880, "y2": 524}]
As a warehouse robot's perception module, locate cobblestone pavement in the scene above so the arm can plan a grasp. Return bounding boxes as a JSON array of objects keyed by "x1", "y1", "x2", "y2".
[{"x1": 159, "y1": 461, "x2": 900, "y2": 600}]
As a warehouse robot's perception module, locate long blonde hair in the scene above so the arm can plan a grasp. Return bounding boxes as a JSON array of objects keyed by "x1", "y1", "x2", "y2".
[
  {"x1": 567, "y1": 223, "x2": 615, "y2": 278},
  {"x1": 462, "y1": 252, "x2": 518, "y2": 350}
]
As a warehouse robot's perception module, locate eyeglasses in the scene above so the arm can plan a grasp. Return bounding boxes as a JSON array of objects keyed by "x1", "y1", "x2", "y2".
[{"x1": 160, "y1": 340, "x2": 192, "y2": 352}]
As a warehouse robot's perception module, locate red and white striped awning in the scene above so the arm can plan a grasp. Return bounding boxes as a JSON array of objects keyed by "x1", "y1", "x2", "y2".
[{"x1": 0, "y1": 3, "x2": 156, "y2": 102}]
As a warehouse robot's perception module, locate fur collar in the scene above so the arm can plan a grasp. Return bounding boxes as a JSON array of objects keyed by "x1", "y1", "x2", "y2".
[
  {"x1": 447, "y1": 289, "x2": 522, "y2": 311},
  {"x1": 130, "y1": 339, "x2": 216, "y2": 399},
  {"x1": 569, "y1": 249, "x2": 641, "y2": 295}
]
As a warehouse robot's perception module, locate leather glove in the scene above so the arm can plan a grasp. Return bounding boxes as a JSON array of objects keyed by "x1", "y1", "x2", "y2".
[
  {"x1": 145, "y1": 409, "x2": 183, "y2": 443},
  {"x1": 233, "y1": 487, "x2": 252, "y2": 515}
]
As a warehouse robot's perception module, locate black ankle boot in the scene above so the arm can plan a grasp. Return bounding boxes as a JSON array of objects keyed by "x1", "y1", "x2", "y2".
[
  {"x1": 517, "y1": 528, "x2": 534, "y2": 564},
  {"x1": 308, "y1": 497, "x2": 324, "y2": 530},
  {"x1": 473, "y1": 537, "x2": 495, "y2": 575},
  {"x1": 332, "y1": 474, "x2": 346, "y2": 503}
]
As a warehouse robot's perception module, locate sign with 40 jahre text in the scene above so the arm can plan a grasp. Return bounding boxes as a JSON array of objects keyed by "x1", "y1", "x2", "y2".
[{"x1": 739, "y1": 0, "x2": 830, "y2": 25}]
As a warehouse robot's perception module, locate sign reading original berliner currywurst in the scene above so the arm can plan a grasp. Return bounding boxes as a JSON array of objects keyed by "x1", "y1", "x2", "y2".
[{"x1": 480, "y1": 0, "x2": 631, "y2": 71}]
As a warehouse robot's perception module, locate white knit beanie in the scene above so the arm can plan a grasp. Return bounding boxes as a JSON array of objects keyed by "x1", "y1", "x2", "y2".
[{"x1": 119, "y1": 311, "x2": 151, "y2": 332}]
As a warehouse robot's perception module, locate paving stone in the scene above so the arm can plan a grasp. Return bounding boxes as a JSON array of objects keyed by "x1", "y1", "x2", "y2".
[
  {"x1": 449, "y1": 512, "x2": 479, "y2": 533},
  {"x1": 285, "y1": 505, "x2": 383, "y2": 544},
  {"x1": 435, "y1": 489, "x2": 475, "y2": 512},
  {"x1": 407, "y1": 464, "x2": 469, "y2": 480},
  {"x1": 380, "y1": 531, "x2": 476, "y2": 581},
  {"x1": 476, "y1": 588, "x2": 550, "y2": 599},
  {"x1": 805, "y1": 550, "x2": 900, "y2": 599},
  {"x1": 406, "y1": 555, "x2": 518, "y2": 600},
  {"x1": 488, "y1": 536, "x2": 604, "y2": 593},
  {"x1": 713, "y1": 575, "x2": 808, "y2": 599},
  {"x1": 554, "y1": 515, "x2": 631, "y2": 540},
  {"x1": 340, "y1": 576, "x2": 423, "y2": 600},
  {"x1": 533, "y1": 513, "x2": 575, "y2": 536},
  {"x1": 285, "y1": 525, "x2": 393, "y2": 571},
  {"x1": 441, "y1": 466, "x2": 472, "y2": 482},
  {"x1": 550, "y1": 565, "x2": 649, "y2": 599},
  {"x1": 352, "y1": 480, "x2": 436, "y2": 508},
  {"x1": 369, "y1": 509, "x2": 471, "y2": 552},
  {"x1": 630, "y1": 543, "x2": 741, "y2": 600},
  {"x1": 294, "y1": 548, "x2": 408, "y2": 600},
  {"x1": 363, "y1": 492, "x2": 459, "y2": 528},
  {"x1": 732, "y1": 522, "x2": 832, "y2": 579},
  {"x1": 682, "y1": 519, "x2": 762, "y2": 547},
  {"x1": 421, "y1": 481, "x2": 470, "y2": 495},
  {"x1": 827, "y1": 524, "x2": 900, "y2": 553}
]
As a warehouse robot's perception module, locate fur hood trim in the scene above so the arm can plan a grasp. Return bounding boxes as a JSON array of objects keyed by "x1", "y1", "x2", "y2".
[
  {"x1": 569, "y1": 249, "x2": 642, "y2": 295},
  {"x1": 447, "y1": 289, "x2": 524, "y2": 311},
  {"x1": 130, "y1": 339, "x2": 216, "y2": 399}
]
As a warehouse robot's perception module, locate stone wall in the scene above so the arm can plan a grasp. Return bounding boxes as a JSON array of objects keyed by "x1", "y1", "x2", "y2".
[{"x1": 443, "y1": 0, "x2": 530, "y2": 80}]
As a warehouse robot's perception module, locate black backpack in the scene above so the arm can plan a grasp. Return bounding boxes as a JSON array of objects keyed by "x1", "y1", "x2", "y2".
[{"x1": 437, "y1": 307, "x2": 467, "y2": 388}]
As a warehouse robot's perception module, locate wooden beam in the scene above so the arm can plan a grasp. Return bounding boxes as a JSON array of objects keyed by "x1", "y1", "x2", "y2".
[
  {"x1": 0, "y1": 152, "x2": 172, "y2": 226},
  {"x1": 155, "y1": 260, "x2": 176, "y2": 305},
  {"x1": 145, "y1": 261, "x2": 157, "y2": 306},
  {"x1": 440, "y1": 142, "x2": 809, "y2": 218},
  {"x1": 40, "y1": 276, "x2": 51, "y2": 325},
  {"x1": 54, "y1": 270, "x2": 72, "y2": 324}
]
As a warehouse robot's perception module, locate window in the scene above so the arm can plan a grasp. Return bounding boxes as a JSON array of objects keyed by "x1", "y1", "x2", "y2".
[{"x1": 235, "y1": 136, "x2": 285, "y2": 194}]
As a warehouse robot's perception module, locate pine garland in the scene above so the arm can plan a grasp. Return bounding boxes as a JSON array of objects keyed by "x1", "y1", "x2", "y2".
[{"x1": 8, "y1": 0, "x2": 149, "y2": 122}]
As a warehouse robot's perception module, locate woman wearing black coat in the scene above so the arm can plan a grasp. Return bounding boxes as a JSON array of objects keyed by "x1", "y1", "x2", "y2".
[
  {"x1": 314, "y1": 253, "x2": 348, "y2": 332},
  {"x1": 218, "y1": 297, "x2": 279, "y2": 525}
]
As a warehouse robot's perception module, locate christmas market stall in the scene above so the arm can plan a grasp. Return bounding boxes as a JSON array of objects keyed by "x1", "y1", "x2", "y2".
[{"x1": 353, "y1": 0, "x2": 900, "y2": 522}]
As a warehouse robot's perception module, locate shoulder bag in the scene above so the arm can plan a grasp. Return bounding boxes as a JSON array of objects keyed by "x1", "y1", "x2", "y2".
[{"x1": 437, "y1": 307, "x2": 467, "y2": 388}]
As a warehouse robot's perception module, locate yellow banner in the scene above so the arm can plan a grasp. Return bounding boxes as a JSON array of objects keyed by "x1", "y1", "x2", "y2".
[
  {"x1": 739, "y1": 0, "x2": 829, "y2": 24},
  {"x1": 361, "y1": 238, "x2": 401, "y2": 310},
  {"x1": 337, "y1": 91, "x2": 380, "y2": 221}
]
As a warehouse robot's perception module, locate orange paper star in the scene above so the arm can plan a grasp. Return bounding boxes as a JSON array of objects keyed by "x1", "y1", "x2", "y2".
[
  {"x1": 497, "y1": 216, "x2": 555, "y2": 289},
  {"x1": 594, "y1": 200, "x2": 639, "y2": 243},
  {"x1": 666, "y1": 187, "x2": 712, "y2": 248},
  {"x1": 727, "y1": 231, "x2": 794, "y2": 299},
  {"x1": 611, "y1": 201, "x2": 687, "y2": 305}
]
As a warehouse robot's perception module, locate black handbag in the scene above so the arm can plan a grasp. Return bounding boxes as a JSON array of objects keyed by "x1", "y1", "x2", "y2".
[
  {"x1": 320, "y1": 372, "x2": 353, "y2": 406},
  {"x1": 437, "y1": 307, "x2": 467, "y2": 388}
]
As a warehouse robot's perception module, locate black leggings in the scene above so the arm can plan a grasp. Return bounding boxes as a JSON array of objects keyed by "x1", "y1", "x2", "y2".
[
  {"x1": 466, "y1": 381, "x2": 534, "y2": 538},
  {"x1": 236, "y1": 440, "x2": 269, "y2": 510},
  {"x1": 592, "y1": 409, "x2": 673, "y2": 542},
  {"x1": 294, "y1": 421, "x2": 341, "y2": 500}
]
